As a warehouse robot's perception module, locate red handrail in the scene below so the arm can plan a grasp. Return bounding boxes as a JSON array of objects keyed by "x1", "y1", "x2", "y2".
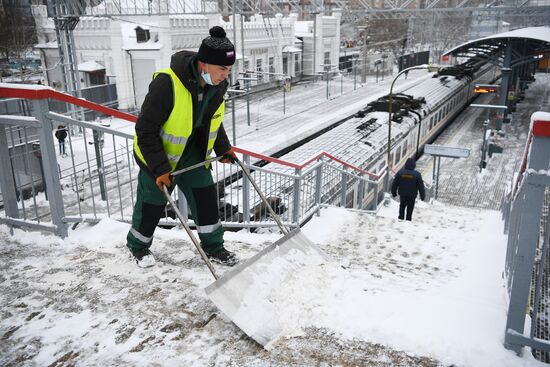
[
  {"x1": 0, "y1": 83, "x2": 137, "y2": 122},
  {"x1": 234, "y1": 146, "x2": 382, "y2": 179},
  {"x1": 1, "y1": 83, "x2": 381, "y2": 180},
  {"x1": 511, "y1": 131, "x2": 532, "y2": 199}
]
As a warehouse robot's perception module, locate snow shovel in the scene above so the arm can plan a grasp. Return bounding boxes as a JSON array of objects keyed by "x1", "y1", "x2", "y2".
[
  {"x1": 164, "y1": 157, "x2": 330, "y2": 347},
  {"x1": 206, "y1": 159, "x2": 330, "y2": 347}
]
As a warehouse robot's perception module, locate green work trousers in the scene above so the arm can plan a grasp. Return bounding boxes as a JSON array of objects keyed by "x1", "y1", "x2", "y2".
[{"x1": 126, "y1": 165, "x2": 224, "y2": 255}]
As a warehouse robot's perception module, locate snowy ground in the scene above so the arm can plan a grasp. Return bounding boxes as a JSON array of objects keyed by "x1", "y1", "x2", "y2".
[{"x1": 0, "y1": 201, "x2": 546, "y2": 366}]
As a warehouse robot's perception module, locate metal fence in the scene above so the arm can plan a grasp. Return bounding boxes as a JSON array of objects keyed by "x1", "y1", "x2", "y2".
[
  {"x1": 0, "y1": 84, "x2": 386, "y2": 238},
  {"x1": 502, "y1": 114, "x2": 550, "y2": 359}
]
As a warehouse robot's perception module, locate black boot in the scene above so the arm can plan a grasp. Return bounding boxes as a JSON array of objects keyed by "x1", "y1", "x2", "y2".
[
  {"x1": 131, "y1": 248, "x2": 156, "y2": 268},
  {"x1": 207, "y1": 248, "x2": 238, "y2": 266}
]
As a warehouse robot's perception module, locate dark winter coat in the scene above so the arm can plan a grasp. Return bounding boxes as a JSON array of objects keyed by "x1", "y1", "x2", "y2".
[
  {"x1": 134, "y1": 51, "x2": 232, "y2": 178},
  {"x1": 391, "y1": 158, "x2": 426, "y2": 200},
  {"x1": 55, "y1": 127, "x2": 67, "y2": 141}
]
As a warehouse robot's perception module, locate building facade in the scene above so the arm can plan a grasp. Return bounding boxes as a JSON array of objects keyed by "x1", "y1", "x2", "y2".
[{"x1": 32, "y1": 3, "x2": 341, "y2": 110}]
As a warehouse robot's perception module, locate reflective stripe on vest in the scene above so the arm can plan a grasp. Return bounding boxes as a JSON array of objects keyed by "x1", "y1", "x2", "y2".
[{"x1": 134, "y1": 67, "x2": 226, "y2": 171}]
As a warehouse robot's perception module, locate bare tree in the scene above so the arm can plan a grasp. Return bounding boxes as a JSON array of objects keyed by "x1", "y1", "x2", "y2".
[
  {"x1": 362, "y1": 18, "x2": 408, "y2": 54},
  {"x1": 0, "y1": 0, "x2": 37, "y2": 80},
  {"x1": 359, "y1": 17, "x2": 408, "y2": 68},
  {"x1": 428, "y1": 14, "x2": 470, "y2": 62}
]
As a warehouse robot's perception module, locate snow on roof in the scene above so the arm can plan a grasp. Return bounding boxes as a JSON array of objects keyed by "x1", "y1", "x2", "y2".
[
  {"x1": 444, "y1": 26, "x2": 550, "y2": 56},
  {"x1": 0, "y1": 82, "x2": 54, "y2": 91},
  {"x1": 478, "y1": 26, "x2": 550, "y2": 43},
  {"x1": 283, "y1": 45, "x2": 302, "y2": 53},
  {"x1": 78, "y1": 60, "x2": 105, "y2": 72},
  {"x1": 34, "y1": 41, "x2": 58, "y2": 49},
  {"x1": 294, "y1": 21, "x2": 312, "y2": 36},
  {"x1": 133, "y1": 24, "x2": 150, "y2": 30},
  {"x1": 169, "y1": 14, "x2": 208, "y2": 19},
  {"x1": 176, "y1": 49, "x2": 247, "y2": 59},
  {"x1": 120, "y1": 22, "x2": 161, "y2": 51},
  {"x1": 235, "y1": 52, "x2": 248, "y2": 60},
  {"x1": 124, "y1": 43, "x2": 162, "y2": 50}
]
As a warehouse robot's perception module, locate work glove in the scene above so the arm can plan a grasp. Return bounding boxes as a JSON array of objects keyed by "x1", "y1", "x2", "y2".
[
  {"x1": 220, "y1": 148, "x2": 238, "y2": 164},
  {"x1": 155, "y1": 172, "x2": 173, "y2": 192}
]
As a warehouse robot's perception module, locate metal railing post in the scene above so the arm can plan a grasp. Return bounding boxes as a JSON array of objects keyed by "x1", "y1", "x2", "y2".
[
  {"x1": 92, "y1": 129, "x2": 107, "y2": 201},
  {"x1": 384, "y1": 169, "x2": 391, "y2": 193},
  {"x1": 340, "y1": 166, "x2": 348, "y2": 207},
  {"x1": 357, "y1": 178, "x2": 365, "y2": 209},
  {"x1": 31, "y1": 99, "x2": 67, "y2": 237},
  {"x1": 292, "y1": 167, "x2": 302, "y2": 225},
  {"x1": 242, "y1": 154, "x2": 251, "y2": 226},
  {"x1": 314, "y1": 159, "x2": 323, "y2": 216},
  {"x1": 373, "y1": 177, "x2": 379, "y2": 209},
  {"x1": 0, "y1": 124, "x2": 19, "y2": 218}
]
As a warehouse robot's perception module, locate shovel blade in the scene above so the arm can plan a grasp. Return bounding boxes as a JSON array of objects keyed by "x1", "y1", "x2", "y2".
[{"x1": 205, "y1": 229, "x2": 329, "y2": 346}]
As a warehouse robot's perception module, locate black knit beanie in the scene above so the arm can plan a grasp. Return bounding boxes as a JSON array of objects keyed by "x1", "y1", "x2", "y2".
[{"x1": 197, "y1": 26, "x2": 236, "y2": 66}]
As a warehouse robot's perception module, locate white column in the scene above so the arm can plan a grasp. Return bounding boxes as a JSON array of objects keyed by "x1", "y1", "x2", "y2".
[
  {"x1": 158, "y1": 13, "x2": 173, "y2": 69},
  {"x1": 109, "y1": 19, "x2": 133, "y2": 110},
  {"x1": 313, "y1": 13, "x2": 323, "y2": 75},
  {"x1": 275, "y1": 13, "x2": 284, "y2": 76},
  {"x1": 333, "y1": 12, "x2": 341, "y2": 69}
]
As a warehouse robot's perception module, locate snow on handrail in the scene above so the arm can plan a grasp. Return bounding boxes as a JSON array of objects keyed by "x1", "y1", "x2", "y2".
[
  {"x1": 1, "y1": 83, "x2": 382, "y2": 182},
  {"x1": 0, "y1": 83, "x2": 137, "y2": 123}
]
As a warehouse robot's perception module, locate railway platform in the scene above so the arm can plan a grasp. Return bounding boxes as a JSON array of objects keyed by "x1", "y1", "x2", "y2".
[{"x1": 415, "y1": 72, "x2": 550, "y2": 210}]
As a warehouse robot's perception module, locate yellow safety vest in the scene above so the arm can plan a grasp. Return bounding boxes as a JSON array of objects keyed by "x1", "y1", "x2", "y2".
[{"x1": 134, "y1": 67, "x2": 225, "y2": 171}]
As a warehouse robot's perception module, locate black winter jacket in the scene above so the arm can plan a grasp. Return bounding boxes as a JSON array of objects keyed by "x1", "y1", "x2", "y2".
[
  {"x1": 134, "y1": 51, "x2": 232, "y2": 178},
  {"x1": 55, "y1": 127, "x2": 67, "y2": 141},
  {"x1": 391, "y1": 158, "x2": 426, "y2": 200}
]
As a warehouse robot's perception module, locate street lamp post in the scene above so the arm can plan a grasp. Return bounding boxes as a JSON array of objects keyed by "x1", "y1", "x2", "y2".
[
  {"x1": 326, "y1": 67, "x2": 330, "y2": 99},
  {"x1": 354, "y1": 57, "x2": 362, "y2": 90},
  {"x1": 356, "y1": 26, "x2": 368, "y2": 84},
  {"x1": 386, "y1": 64, "x2": 439, "y2": 189}
]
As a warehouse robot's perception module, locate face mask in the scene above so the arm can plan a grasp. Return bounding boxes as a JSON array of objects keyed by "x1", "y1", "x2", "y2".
[{"x1": 201, "y1": 64, "x2": 214, "y2": 86}]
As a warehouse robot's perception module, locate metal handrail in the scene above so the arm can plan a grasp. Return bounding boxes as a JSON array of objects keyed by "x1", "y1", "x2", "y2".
[{"x1": 233, "y1": 146, "x2": 383, "y2": 180}]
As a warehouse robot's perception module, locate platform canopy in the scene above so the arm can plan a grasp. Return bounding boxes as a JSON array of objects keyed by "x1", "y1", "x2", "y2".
[{"x1": 443, "y1": 27, "x2": 550, "y2": 68}]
